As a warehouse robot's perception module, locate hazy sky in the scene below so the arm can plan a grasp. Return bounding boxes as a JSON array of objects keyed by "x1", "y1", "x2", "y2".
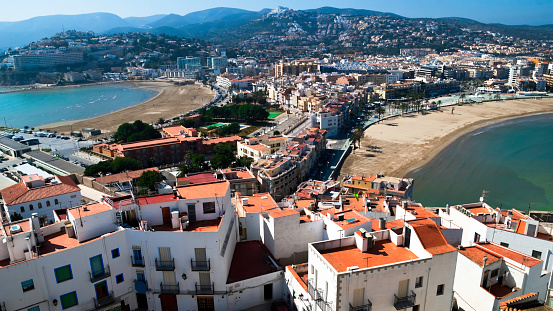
[{"x1": 1, "y1": 0, "x2": 552, "y2": 25}]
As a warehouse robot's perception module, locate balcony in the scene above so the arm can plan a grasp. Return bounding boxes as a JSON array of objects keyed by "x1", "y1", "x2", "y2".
[
  {"x1": 93, "y1": 291, "x2": 115, "y2": 309},
  {"x1": 131, "y1": 255, "x2": 145, "y2": 267},
  {"x1": 195, "y1": 283, "x2": 214, "y2": 295},
  {"x1": 155, "y1": 258, "x2": 175, "y2": 271},
  {"x1": 191, "y1": 259, "x2": 211, "y2": 271},
  {"x1": 160, "y1": 282, "x2": 180, "y2": 294},
  {"x1": 350, "y1": 299, "x2": 372, "y2": 311},
  {"x1": 89, "y1": 266, "x2": 111, "y2": 283},
  {"x1": 393, "y1": 291, "x2": 416, "y2": 310}
]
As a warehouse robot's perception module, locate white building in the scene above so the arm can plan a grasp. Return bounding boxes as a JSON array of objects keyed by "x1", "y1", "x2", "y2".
[
  {"x1": 311, "y1": 110, "x2": 340, "y2": 137},
  {"x1": 454, "y1": 242, "x2": 549, "y2": 311},
  {"x1": 0, "y1": 174, "x2": 82, "y2": 223},
  {"x1": 0, "y1": 180, "x2": 285, "y2": 311},
  {"x1": 286, "y1": 217, "x2": 458, "y2": 311},
  {"x1": 237, "y1": 136, "x2": 288, "y2": 161}
]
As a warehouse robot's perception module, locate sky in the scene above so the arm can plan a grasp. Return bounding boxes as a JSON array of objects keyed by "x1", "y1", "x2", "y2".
[{"x1": 0, "y1": 0, "x2": 552, "y2": 25}]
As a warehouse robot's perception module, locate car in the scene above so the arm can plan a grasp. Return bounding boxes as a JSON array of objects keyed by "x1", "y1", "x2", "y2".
[
  {"x1": 0, "y1": 168, "x2": 7, "y2": 172},
  {"x1": 56, "y1": 135, "x2": 61, "y2": 139},
  {"x1": 61, "y1": 136, "x2": 70, "y2": 140},
  {"x1": 77, "y1": 138, "x2": 86, "y2": 141},
  {"x1": 47, "y1": 133, "x2": 56, "y2": 138}
]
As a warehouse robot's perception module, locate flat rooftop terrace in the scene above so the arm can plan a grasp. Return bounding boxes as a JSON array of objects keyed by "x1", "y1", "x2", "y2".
[{"x1": 319, "y1": 240, "x2": 418, "y2": 273}]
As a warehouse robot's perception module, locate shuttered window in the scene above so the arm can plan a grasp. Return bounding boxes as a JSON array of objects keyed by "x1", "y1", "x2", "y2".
[
  {"x1": 60, "y1": 291, "x2": 78, "y2": 309},
  {"x1": 158, "y1": 247, "x2": 171, "y2": 261},
  {"x1": 54, "y1": 265, "x2": 73, "y2": 283}
]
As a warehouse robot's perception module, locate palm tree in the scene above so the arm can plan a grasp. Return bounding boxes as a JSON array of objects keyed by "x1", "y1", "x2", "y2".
[
  {"x1": 375, "y1": 106, "x2": 386, "y2": 123},
  {"x1": 349, "y1": 127, "x2": 364, "y2": 149},
  {"x1": 400, "y1": 102, "x2": 409, "y2": 115},
  {"x1": 437, "y1": 100, "x2": 442, "y2": 110}
]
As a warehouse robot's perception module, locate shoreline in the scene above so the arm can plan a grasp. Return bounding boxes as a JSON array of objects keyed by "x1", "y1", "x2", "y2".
[
  {"x1": 400, "y1": 111, "x2": 553, "y2": 177},
  {"x1": 40, "y1": 81, "x2": 215, "y2": 134},
  {"x1": 339, "y1": 97, "x2": 553, "y2": 179}
]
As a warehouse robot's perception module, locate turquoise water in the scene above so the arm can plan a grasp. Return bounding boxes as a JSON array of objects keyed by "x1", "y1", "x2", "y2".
[
  {"x1": 410, "y1": 114, "x2": 553, "y2": 211},
  {"x1": 0, "y1": 84, "x2": 157, "y2": 128}
]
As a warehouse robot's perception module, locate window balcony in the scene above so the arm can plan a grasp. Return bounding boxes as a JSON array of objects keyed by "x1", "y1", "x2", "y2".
[
  {"x1": 393, "y1": 291, "x2": 416, "y2": 310},
  {"x1": 93, "y1": 291, "x2": 115, "y2": 309},
  {"x1": 89, "y1": 266, "x2": 111, "y2": 283},
  {"x1": 195, "y1": 283, "x2": 214, "y2": 295},
  {"x1": 155, "y1": 258, "x2": 175, "y2": 271},
  {"x1": 131, "y1": 255, "x2": 145, "y2": 267},
  {"x1": 160, "y1": 282, "x2": 180, "y2": 294},
  {"x1": 191, "y1": 259, "x2": 211, "y2": 271},
  {"x1": 350, "y1": 299, "x2": 372, "y2": 311}
]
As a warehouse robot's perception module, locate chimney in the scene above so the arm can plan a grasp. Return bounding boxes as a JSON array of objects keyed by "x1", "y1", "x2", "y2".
[
  {"x1": 402, "y1": 201, "x2": 408, "y2": 210},
  {"x1": 30, "y1": 213, "x2": 43, "y2": 244},
  {"x1": 379, "y1": 218, "x2": 387, "y2": 230},
  {"x1": 241, "y1": 198, "x2": 249, "y2": 206}
]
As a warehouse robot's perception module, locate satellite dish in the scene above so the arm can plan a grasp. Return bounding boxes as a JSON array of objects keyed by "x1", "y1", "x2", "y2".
[
  {"x1": 480, "y1": 197, "x2": 484, "y2": 202},
  {"x1": 135, "y1": 280, "x2": 147, "y2": 294}
]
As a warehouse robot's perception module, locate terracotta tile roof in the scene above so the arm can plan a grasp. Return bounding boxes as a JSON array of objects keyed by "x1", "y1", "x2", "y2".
[
  {"x1": 179, "y1": 172, "x2": 218, "y2": 185},
  {"x1": 1, "y1": 178, "x2": 80, "y2": 206},
  {"x1": 409, "y1": 218, "x2": 456, "y2": 255},
  {"x1": 95, "y1": 167, "x2": 159, "y2": 184},
  {"x1": 459, "y1": 246, "x2": 502, "y2": 267},
  {"x1": 476, "y1": 242, "x2": 542, "y2": 268},
  {"x1": 203, "y1": 136, "x2": 242, "y2": 145}
]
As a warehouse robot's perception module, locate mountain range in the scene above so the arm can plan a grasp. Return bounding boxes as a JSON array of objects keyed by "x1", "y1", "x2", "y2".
[{"x1": 0, "y1": 7, "x2": 552, "y2": 52}]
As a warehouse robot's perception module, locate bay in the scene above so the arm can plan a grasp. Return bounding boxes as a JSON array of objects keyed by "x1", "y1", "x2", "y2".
[
  {"x1": 410, "y1": 114, "x2": 553, "y2": 212},
  {"x1": 0, "y1": 84, "x2": 157, "y2": 128}
]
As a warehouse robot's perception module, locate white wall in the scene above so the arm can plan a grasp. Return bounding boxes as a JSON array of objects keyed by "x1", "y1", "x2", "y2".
[
  {"x1": 69, "y1": 209, "x2": 117, "y2": 242},
  {"x1": 454, "y1": 252, "x2": 499, "y2": 311},
  {"x1": 226, "y1": 272, "x2": 284, "y2": 310},
  {"x1": 6, "y1": 190, "x2": 81, "y2": 222}
]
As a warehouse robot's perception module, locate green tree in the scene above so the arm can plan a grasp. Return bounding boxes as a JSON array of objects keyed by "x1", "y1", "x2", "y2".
[
  {"x1": 180, "y1": 118, "x2": 196, "y2": 128},
  {"x1": 210, "y1": 144, "x2": 236, "y2": 169},
  {"x1": 234, "y1": 156, "x2": 254, "y2": 168},
  {"x1": 111, "y1": 157, "x2": 142, "y2": 173},
  {"x1": 178, "y1": 152, "x2": 208, "y2": 176},
  {"x1": 137, "y1": 170, "x2": 164, "y2": 192},
  {"x1": 114, "y1": 120, "x2": 161, "y2": 143},
  {"x1": 10, "y1": 212, "x2": 23, "y2": 221},
  {"x1": 375, "y1": 106, "x2": 386, "y2": 123}
]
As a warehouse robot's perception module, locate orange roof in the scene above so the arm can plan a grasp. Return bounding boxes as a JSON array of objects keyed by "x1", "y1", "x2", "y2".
[
  {"x1": 476, "y1": 242, "x2": 542, "y2": 268},
  {"x1": 236, "y1": 193, "x2": 280, "y2": 216},
  {"x1": 1, "y1": 179, "x2": 80, "y2": 206},
  {"x1": 177, "y1": 180, "x2": 229, "y2": 200},
  {"x1": 3, "y1": 220, "x2": 31, "y2": 236},
  {"x1": 351, "y1": 175, "x2": 376, "y2": 182},
  {"x1": 409, "y1": 218, "x2": 456, "y2": 255},
  {"x1": 221, "y1": 168, "x2": 254, "y2": 180},
  {"x1": 459, "y1": 246, "x2": 502, "y2": 267},
  {"x1": 67, "y1": 202, "x2": 112, "y2": 219},
  {"x1": 331, "y1": 210, "x2": 371, "y2": 230},
  {"x1": 515, "y1": 219, "x2": 527, "y2": 234},
  {"x1": 203, "y1": 136, "x2": 242, "y2": 145},
  {"x1": 407, "y1": 204, "x2": 438, "y2": 218},
  {"x1": 270, "y1": 209, "x2": 299, "y2": 218},
  {"x1": 119, "y1": 137, "x2": 180, "y2": 150},
  {"x1": 320, "y1": 240, "x2": 418, "y2": 272},
  {"x1": 371, "y1": 219, "x2": 404, "y2": 231}
]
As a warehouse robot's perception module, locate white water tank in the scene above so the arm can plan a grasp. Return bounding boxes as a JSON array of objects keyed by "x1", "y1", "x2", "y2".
[{"x1": 171, "y1": 211, "x2": 180, "y2": 229}]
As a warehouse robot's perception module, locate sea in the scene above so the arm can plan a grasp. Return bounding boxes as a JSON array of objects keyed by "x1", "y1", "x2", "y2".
[
  {"x1": 0, "y1": 84, "x2": 157, "y2": 128},
  {"x1": 410, "y1": 113, "x2": 553, "y2": 212}
]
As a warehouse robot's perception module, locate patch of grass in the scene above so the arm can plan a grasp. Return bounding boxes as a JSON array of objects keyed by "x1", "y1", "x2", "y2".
[
  {"x1": 238, "y1": 125, "x2": 261, "y2": 137},
  {"x1": 268, "y1": 112, "x2": 283, "y2": 119},
  {"x1": 41, "y1": 148, "x2": 52, "y2": 152}
]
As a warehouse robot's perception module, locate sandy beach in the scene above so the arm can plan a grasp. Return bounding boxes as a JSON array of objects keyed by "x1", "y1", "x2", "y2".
[
  {"x1": 340, "y1": 97, "x2": 553, "y2": 178},
  {"x1": 40, "y1": 81, "x2": 215, "y2": 134}
]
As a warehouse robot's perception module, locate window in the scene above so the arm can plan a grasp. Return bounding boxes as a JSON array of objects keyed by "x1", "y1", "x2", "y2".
[
  {"x1": 137, "y1": 270, "x2": 146, "y2": 282},
  {"x1": 111, "y1": 248, "x2": 120, "y2": 258},
  {"x1": 60, "y1": 291, "x2": 78, "y2": 309},
  {"x1": 500, "y1": 242, "x2": 509, "y2": 247},
  {"x1": 203, "y1": 202, "x2": 216, "y2": 214},
  {"x1": 54, "y1": 265, "x2": 73, "y2": 283},
  {"x1": 21, "y1": 206, "x2": 25, "y2": 213},
  {"x1": 116, "y1": 273, "x2": 124, "y2": 284},
  {"x1": 532, "y1": 250, "x2": 542, "y2": 259},
  {"x1": 473, "y1": 232, "x2": 480, "y2": 243},
  {"x1": 21, "y1": 279, "x2": 35, "y2": 292},
  {"x1": 413, "y1": 306, "x2": 420, "y2": 311},
  {"x1": 415, "y1": 276, "x2": 423, "y2": 288},
  {"x1": 70, "y1": 195, "x2": 76, "y2": 198},
  {"x1": 38, "y1": 203, "x2": 42, "y2": 209},
  {"x1": 28, "y1": 306, "x2": 40, "y2": 311},
  {"x1": 46, "y1": 201, "x2": 51, "y2": 207},
  {"x1": 29, "y1": 204, "x2": 34, "y2": 211},
  {"x1": 436, "y1": 284, "x2": 444, "y2": 296},
  {"x1": 54, "y1": 199, "x2": 59, "y2": 205},
  {"x1": 264, "y1": 283, "x2": 273, "y2": 300},
  {"x1": 490, "y1": 269, "x2": 499, "y2": 278}
]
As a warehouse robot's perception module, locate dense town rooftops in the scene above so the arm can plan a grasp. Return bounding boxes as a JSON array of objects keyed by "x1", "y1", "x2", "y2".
[
  {"x1": 477, "y1": 242, "x2": 542, "y2": 268},
  {"x1": 330, "y1": 210, "x2": 371, "y2": 230},
  {"x1": 235, "y1": 193, "x2": 280, "y2": 216}
]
